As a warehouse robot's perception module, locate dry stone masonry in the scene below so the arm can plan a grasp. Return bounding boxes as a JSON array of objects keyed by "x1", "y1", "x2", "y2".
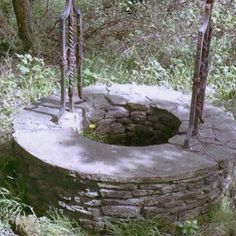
[
  {"x1": 13, "y1": 84, "x2": 236, "y2": 231},
  {"x1": 84, "y1": 93, "x2": 181, "y2": 146}
]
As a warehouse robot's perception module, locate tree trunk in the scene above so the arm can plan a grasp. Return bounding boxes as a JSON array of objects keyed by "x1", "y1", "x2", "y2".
[
  {"x1": 0, "y1": 9, "x2": 13, "y2": 39},
  {"x1": 12, "y1": 0, "x2": 34, "y2": 52}
]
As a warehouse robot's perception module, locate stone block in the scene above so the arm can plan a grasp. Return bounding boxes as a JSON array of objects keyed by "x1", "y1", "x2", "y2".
[
  {"x1": 147, "y1": 114, "x2": 160, "y2": 122},
  {"x1": 58, "y1": 201, "x2": 93, "y2": 216},
  {"x1": 143, "y1": 207, "x2": 169, "y2": 218},
  {"x1": 118, "y1": 118, "x2": 131, "y2": 125},
  {"x1": 102, "y1": 206, "x2": 141, "y2": 218},
  {"x1": 97, "y1": 122, "x2": 125, "y2": 135},
  {"x1": 100, "y1": 189, "x2": 133, "y2": 199},
  {"x1": 186, "y1": 179, "x2": 205, "y2": 190},
  {"x1": 79, "y1": 219, "x2": 105, "y2": 231},
  {"x1": 127, "y1": 102, "x2": 148, "y2": 111},
  {"x1": 109, "y1": 123, "x2": 125, "y2": 134},
  {"x1": 140, "y1": 195, "x2": 164, "y2": 206},
  {"x1": 132, "y1": 189, "x2": 162, "y2": 197},
  {"x1": 98, "y1": 183, "x2": 137, "y2": 190},
  {"x1": 104, "y1": 107, "x2": 129, "y2": 119},
  {"x1": 84, "y1": 200, "x2": 102, "y2": 207},
  {"x1": 103, "y1": 198, "x2": 144, "y2": 206},
  {"x1": 106, "y1": 94, "x2": 128, "y2": 106},
  {"x1": 177, "y1": 206, "x2": 203, "y2": 221},
  {"x1": 130, "y1": 111, "x2": 147, "y2": 122},
  {"x1": 74, "y1": 196, "x2": 81, "y2": 203},
  {"x1": 159, "y1": 114, "x2": 180, "y2": 128},
  {"x1": 89, "y1": 110, "x2": 105, "y2": 123},
  {"x1": 87, "y1": 207, "x2": 102, "y2": 217},
  {"x1": 78, "y1": 191, "x2": 99, "y2": 198},
  {"x1": 163, "y1": 184, "x2": 187, "y2": 193},
  {"x1": 178, "y1": 121, "x2": 188, "y2": 133},
  {"x1": 88, "y1": 94, "x2": 109, "y2": 109},
  {"x1": 139, "y1": 183, "x2": 166, "y2": 190},
  {"x1": 168, "y1": 135, "x2": 185, "y2": 146}
]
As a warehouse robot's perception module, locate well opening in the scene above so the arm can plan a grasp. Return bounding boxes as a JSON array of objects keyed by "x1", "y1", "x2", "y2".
[{"x1": 83, "y1": 105, "x2": 181, "y2": 146}]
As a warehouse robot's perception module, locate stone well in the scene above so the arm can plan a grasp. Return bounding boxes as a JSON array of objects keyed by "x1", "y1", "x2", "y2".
[{"x1": 13, "y1": 84, "x2": 236, "y2": 231}]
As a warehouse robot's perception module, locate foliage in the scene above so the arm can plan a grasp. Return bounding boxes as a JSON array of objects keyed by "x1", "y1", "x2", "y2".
[
  {"x1": 0, "y1": 187, "x2": 31, "y2": 225},
  {"x1": 31, "y1": 210, "x2": 88, "y2": 236},
  {"x1": 0, "y1": 55, "x2": 59, "y2": 143},
  {"x1": 15, "y1": 54, "x2": 59, "y2": 102},
  {"x1": 203, "y1": 197, "x2": 236, "y2": 235},
  {"x1": 80, "y1": 125, "x2": 105, "y2": 143},
  {"x1": 0, "y1": 57, "x2": 20, "y2": 142},
  {"x1": 1, "y1": 0, "x2": 235, "y2": 103},
  {"x1": 0, "y1": 181, "x2": 86, "y2": 235},
  {"x1": 0, "y1": 154, "x2": 26, "y2": 202},
  {"x1": 106, "y1": 217, "x2": 161, "y2": 236},
  {"x1": 177, "y1": 219, "x2": 199, "y2": 235}
]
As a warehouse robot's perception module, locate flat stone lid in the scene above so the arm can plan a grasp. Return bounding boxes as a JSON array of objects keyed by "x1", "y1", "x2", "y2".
[{"x1": 13, "y1": 84, "x2": 236, "y2": 183}]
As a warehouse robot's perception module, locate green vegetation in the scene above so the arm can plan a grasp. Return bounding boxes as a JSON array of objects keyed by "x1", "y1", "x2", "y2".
[
  {"x1": 0, "y1": 187, "x2": 30, "y2": 225},
  {"x1": 0, "y1": 54, "x2": 58, "y2": 143},
  {"x1": 81, "y1": 129, "x2": 105, "y2": 143},
  {"x1": 0, "y1": 186, "x2": 88, "y2": 235},
  {"x1": 197, "y1": 197, "x2": 236, "y2": 236},
  {"x1": 0, "y1": 0, "x2": 235, "y2": 235},
  {"x1": 106, "y1": 218, "x2": 161, "y2": 236},
  {"x1": 80, "y1": 124, "x2": 106, "y2": 143},
  {"x1": 177, "y1": 220, "x2": 199, "y2": 235}
]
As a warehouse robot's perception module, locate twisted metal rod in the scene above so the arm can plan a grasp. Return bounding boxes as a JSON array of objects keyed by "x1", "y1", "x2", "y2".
[{"x1": 57, "y1": 0, "x2": 83, "y2": 121}]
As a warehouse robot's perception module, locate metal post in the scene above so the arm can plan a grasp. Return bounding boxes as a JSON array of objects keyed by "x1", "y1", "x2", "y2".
[
  {"x1": 184, "y1": 0, "x2": 214, "y2": 148},
  {"x1": 57, "y1": 0, "x2": 83, "y2": 121}
]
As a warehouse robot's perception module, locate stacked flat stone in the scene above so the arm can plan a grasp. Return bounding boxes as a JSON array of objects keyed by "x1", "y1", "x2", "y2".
[{"x1": 85, "y1": 94, "x2": 181, "y2": 146}]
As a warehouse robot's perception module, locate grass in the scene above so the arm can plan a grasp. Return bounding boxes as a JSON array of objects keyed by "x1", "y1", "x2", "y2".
[
  {"x1": 106, "y1": 217, "x2": 161, "y2": 236},
  {"x1": 16, "y1": 210, "x2": 88, "y2": 236},
  {"x1": 197, "y1": 197, "x2": 236, "y2": 236},
  {"x1": 80, "y1": 128, "x2": 105, "y2": 143},
  {"x1": 0, "y1": 186, "x2": 88, "y2": 236},
  {"x1": 0, "y1": 187, "x2": 30, "y2": 225}
]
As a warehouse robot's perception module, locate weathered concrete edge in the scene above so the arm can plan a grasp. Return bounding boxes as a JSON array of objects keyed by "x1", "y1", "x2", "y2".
[{"x1": 13, "y1": 140, "x2": 224, "y2": 184}]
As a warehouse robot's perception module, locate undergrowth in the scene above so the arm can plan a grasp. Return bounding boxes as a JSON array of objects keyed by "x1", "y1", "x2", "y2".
[
  {"x1": 0, "y1": 54, "x2": 59, "y2": 143},
  {"x1": 106, "y1": 217, "x2": 161, "y2": 236},
  {"x1": 0, "y1": 186, "x2": 88, "y2": 236},
  {"x1": 0, "y1": 187, "x2": 30, "y2": 225}
]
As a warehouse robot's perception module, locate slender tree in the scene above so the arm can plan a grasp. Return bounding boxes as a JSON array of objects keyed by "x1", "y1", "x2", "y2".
[{"x1": 12, "y1": 0, "x2": 34, "y2": 52}]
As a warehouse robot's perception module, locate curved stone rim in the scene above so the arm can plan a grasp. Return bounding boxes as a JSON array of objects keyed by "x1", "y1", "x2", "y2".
[{"x1": 13, "y1": 84, "x2": 236, "y2": 183}]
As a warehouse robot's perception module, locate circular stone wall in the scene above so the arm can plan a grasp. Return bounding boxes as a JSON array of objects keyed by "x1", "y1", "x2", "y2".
[
  {"x1": 85, "y1": 104, "x2": 181, "y2": 146},
  {"x1": 13, "y1": 84, "x2": 236, "y2": 231}
]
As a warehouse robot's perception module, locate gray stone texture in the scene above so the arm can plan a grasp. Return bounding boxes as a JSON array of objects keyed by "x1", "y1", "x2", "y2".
[{"x1": 12, "y1": 84, "x2": 236, "y2": 232}]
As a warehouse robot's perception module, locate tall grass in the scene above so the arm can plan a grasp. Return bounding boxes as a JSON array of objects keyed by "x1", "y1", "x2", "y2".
[{"x1": 0, "y1": 187, "x2": 30, "y2": 225}]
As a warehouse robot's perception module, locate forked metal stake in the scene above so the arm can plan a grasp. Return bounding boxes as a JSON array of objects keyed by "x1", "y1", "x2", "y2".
[
  {"x1": 57, "y1": 0, "x2": 83, "y2": 120},
  {"x1": 184, "y1": 0, "x2": 214, "y2": 148}
]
